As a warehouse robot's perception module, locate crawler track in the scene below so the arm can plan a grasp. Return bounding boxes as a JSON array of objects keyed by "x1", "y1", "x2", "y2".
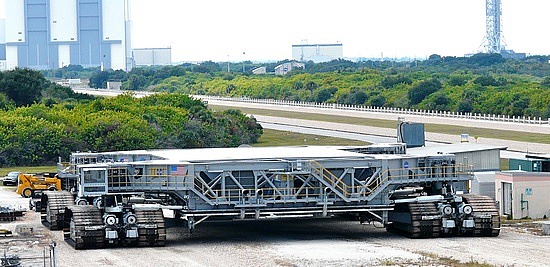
[
  {"x1": 63, "y1": 205, "x2": 105, "y2": 249},
  {"x1": 41, "y1": 191, "x2": 74, "y2": 230},
  {"x1": 135, "y1": 210, "x2": 166, "y2": 247},
  {"x1": 462, "y1": 194, "x2": 500, "y2": 237},
  {"x1": 387, "y1": 202, "x2": 441, "y2": 238}
]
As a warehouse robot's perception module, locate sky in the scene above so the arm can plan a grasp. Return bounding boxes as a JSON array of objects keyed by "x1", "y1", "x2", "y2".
[{"x1": 1, "y1": 0, "x2": 549, "y2": 62}]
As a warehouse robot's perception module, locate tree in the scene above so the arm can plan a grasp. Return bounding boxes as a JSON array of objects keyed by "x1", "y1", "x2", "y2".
[
  {"x1": 0, "y1": 68, "x2": 47, "y2": 106},
  {"x1": 541, "y1": 76, "x2": 550, "y2": 88},
  {"x1": 314, "y1": 87, "x2": 337, "y2": 103},
  {"x1": 408, "y1": 78, "x2": 442, "y2": 106},
  {"x1": 369, "y1": 95, "x2": 386, "y2": 107}
]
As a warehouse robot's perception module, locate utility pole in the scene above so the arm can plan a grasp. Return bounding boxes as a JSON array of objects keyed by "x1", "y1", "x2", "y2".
[{"x1": 242, "y1": 51, "x2": 245, "y2": 73}]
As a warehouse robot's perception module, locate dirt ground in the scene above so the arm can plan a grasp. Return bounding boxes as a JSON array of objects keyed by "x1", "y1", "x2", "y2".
[{"x1": 1, "y1": 186, "x2": 549, "y2": 267}]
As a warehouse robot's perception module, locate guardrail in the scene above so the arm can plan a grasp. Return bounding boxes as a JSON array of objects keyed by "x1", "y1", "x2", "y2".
[{"x1": 200, "y1": 95, "x2": 550, "y2": 125}]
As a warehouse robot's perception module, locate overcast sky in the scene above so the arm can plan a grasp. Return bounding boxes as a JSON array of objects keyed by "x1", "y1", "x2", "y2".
[{"x1": 1, "y1": 0, "x2": 549, "y2": 62}]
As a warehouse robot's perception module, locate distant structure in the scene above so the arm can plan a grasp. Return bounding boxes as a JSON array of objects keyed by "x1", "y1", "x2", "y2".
[
  {"x1": 292, "y1": 43, "x2": 343, "y2": 63},
  {"x1": 0, "y1": 0, "x2": 132, "y2": 71},
  {"x1": 274, "y1": 61, "x2": 304, "y2": 75},
  {"x1": 252, "y1": 66, "x2": 266, "y2": 75},
  {"x1": 485, "y1": 0, "x2": 502, "y2": 54},
  {"x1": 133, "y1": 48, "x2": 172, "y2": 67},
  {"x1": 482, "y1": 0, "x2": 525, "y2": 59}
]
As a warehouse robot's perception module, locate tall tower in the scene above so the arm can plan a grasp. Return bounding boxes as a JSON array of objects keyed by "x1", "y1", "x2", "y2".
[{"x1": 485, "y1": 0, "x2": 502, "y2": 54}]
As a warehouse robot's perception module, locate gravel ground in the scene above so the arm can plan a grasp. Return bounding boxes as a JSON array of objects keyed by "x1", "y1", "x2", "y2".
[{"x1": 1, "y1": 186, "x2": 549, "y2": 267}]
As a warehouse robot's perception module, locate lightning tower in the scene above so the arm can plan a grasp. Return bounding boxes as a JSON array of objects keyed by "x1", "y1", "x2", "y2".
[{"x1": 485, "y1": 0, "x2": 502, "y2": 53}]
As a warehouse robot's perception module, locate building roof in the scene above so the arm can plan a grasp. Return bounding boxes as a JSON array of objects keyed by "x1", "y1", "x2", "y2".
[
  {"x1": 526, "y1": 154, "x2": 550, "y2": 160},
  {"x1": 408, "y1": 143, "x2": 507, "y2": 155}
]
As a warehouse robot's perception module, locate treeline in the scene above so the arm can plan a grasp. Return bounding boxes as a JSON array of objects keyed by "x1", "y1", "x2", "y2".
[
  {"x1": 82, "y1": 54, "x2": 550, "y2": 118},
  {"x1": 0, "y1": 68, "x2": 95, "y2": 109},
  {"x1": 0, "y1": 93, "x2": 263, "y2": 167},
  {"x1": 151, "y1": 68, "x2": 550, "y2": 118},
  {"x1": 0, "y1": 69, "x2": 263, "y2": 167}
]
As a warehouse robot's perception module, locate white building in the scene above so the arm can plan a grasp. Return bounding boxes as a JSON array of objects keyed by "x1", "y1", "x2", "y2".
[
  {"x1": 252, "y1": 66, "x2": 266, "y2": 75},
  {"x1": 495, "y1": 171, "x2": 550, "y2": 219},
  {"x1": 274, "y1": 62, "x2": 304, "y2": 75},
  {"x1": 292, "y1": 43, "x2": 343, "y2": 63},
  {"x1": 0, "y1": 0, "x2": 132, "y2": 71},
  {"x1": 133, "y1": 47, "x2": 172, "y2": 67}
]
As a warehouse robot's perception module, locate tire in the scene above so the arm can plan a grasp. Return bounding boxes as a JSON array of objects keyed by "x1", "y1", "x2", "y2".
[{"x1": 22, "y1": 188, "x2": 33, "y2": 198}]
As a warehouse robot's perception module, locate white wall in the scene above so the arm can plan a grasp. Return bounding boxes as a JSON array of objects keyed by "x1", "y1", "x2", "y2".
[
  {"x1": 110, "y1": 43, "x2": 125, "y2": 70},
  {"x1": 6, "y1": 46, "x2": 18, "y2": 69},
  {"x1": 0, "y1": 19, "x2": 5, "y2": 44},
  {"x1": 133, "y1": 48, "x2": 171, "y2": 66},
  {"x1": 50, "y1": 0, "x2": 78, "y2": 42},
  {"x1": 5, "y1": 0, "x2": 25, "y2": 43},
  {"x1": 58, "y1": 45, "x2": 71, "y2": 68},
  {"x1": 102, "y1": 0, "x2": 125, "y2": 41}
]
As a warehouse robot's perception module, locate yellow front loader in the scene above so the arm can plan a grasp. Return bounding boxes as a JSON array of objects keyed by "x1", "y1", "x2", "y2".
[{"x1": 16, "y1": 173, "x2": 61, "y2": 198}]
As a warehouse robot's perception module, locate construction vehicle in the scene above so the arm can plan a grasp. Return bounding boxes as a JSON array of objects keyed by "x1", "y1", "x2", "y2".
[
  {"x1": 16, "y1": 173, "x2": 61, "y2": 198},
  {"x1": 38, "y1": 143, "x2": 500, "y2": 249}
]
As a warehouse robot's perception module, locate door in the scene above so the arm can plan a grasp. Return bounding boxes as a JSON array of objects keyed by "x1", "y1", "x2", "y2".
[{"x1": 502, "y1": 182, "x2": 512, "y2": 217}]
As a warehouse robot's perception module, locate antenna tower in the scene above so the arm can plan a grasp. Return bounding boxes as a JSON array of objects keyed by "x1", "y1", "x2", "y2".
[{"x1": 485, "y1": 0, "x2": 502, "y2": 53}]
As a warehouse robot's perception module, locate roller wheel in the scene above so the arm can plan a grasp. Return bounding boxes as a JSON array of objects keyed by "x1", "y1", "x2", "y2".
[
  {"x1": 462, "y1": 194, "x2": 500, "y2": 237},
  {"x1": 63, "y1": 205, "x2": 105, "y2": 249},
  {"x1": 387, "y1": 202, "x2": 441, "y2": 238},
  {"x1": 41, "y1": 191, "x2": 74, "y2": 230},
  {"x1": 135, "y1": 209, "x2": 166, "y2": 247}
]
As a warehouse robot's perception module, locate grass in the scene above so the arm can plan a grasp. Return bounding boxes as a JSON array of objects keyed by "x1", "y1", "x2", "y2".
[
  {"x1": 210, "y1": 104, "x2": 550, "y2": 144},
  {"x1": 0, "y1": 166, "x2": 57, "y2": 177},
  {"x1": 254, "y1": 129, "x2": 369, "y2": 147},
  {"x1": 418, "y1": 252, "x2": 496, "y2": 267}
]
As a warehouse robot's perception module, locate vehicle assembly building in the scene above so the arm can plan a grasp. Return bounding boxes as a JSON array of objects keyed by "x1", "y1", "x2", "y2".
[{"x1": 0, "y1": 0, "x2": 132, "y2": 70}]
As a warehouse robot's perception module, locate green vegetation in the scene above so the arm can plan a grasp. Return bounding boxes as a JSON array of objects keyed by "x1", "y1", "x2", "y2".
[
  {"x1": 85, "y1": 54, "x2": 550, "y2": 119},
  {"x1": 0, "y1": 166, "x2": 57, "y2": 177},
  {"x1": 254, "y1": 129, "x2": 369, "y2": 147},
  {"x1": 0, "y1": 69, "x2": 263, "y2": 167},
  {"x1": 0, "y1": 68, "x2": 94, "y2": 109}
]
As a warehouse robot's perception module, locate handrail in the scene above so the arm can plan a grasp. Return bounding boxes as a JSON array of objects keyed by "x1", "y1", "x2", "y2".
[
  {"x1": 309, "y1": 160, "x2": 350, "y2": 196},
  {"x1": 198, "y1": 95, "x2": 550, "y2": 125}
]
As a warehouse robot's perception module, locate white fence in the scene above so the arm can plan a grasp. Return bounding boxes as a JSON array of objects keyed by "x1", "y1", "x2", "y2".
[{"x1": 201, "y1": 95, "x2": 550, "y2": 125}]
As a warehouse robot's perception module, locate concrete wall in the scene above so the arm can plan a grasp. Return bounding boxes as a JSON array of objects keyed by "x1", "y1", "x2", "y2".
[{"x1": 495, "y1": 172, "x2": 550, "y2": 219}]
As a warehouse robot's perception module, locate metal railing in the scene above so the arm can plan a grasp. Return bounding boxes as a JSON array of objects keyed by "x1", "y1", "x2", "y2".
[{"x1": 200, "y1": 95, "x2": 550, "y2": 125}]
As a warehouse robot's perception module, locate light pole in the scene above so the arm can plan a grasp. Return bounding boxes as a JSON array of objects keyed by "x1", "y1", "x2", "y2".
[{"x1": 242, "y1": 51, "x2": 245, "y2": 73}]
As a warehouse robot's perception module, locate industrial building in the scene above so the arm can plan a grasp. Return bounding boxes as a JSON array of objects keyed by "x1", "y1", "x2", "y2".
[
  {"x1": 0, "y1": 0, "x2": 132, "y2": 71},
  {"x1": 509, "y1": 154, "x2": 550, "y2": 172},
  {"x1": 495, "y1": 171, "x2": 550, "y2": 219},
  {"x1": 132, "y1": 47, "x2": 172, "y2": 67},
  {"x1": 252, "y1": 66, "x2": 267, "y2": 75},
  {"x1": 292, "y1": 43, "x2": 343, "y2": 63},
  {"x1": 274, "y1": 61, "x2": 304, "y2": 75}
]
